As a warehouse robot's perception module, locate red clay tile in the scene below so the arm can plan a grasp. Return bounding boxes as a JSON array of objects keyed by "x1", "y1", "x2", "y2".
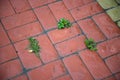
[
  {"x1": 28, "y1": 60, "x2": 66, "y2": 80},
  {"x1": 0, "y1": 60, "x2": 23, "y2": 80},
  {"x1": 0, "y1": 24, "x2": 10, "y2": 47},
  {"x1": 10, "y1": 0, "x2": 31, "y2": 13},
  {"x1": 97, "y1": 38, "x2": 120, "y2": 58},
  {"x1": 0, "y1": 0, "x2": 15, "y2": 18},
  {"x1": 82, "y1": 0, "x2": 95, "y2": 4},
  {"x1": 0, "y1": 45, "x2": 17, "y2": 63},
  {"x1": 55, "y1": 35, "x2": 86, "y2": 57},
  {"x1": 78, "y1": 19, "x2": 106, "y2": 42},
  {"x1": 63, "y1": 0, "x2": 94, "y2": 9},
  {"x1": 48, "y1": 23, "x2": 81, "y2": 44},
  {"x1": 49, "y1": 1, "x2": 74, "y2": 22},
  {"x1": 105, "y1": 55, "x2": 120, "y2": 73},
  {"x1": 63, "y1": 0, "x2": 84, "y2": 10},
  {"x1": 36, "y1": 34, "x2": 58, "y2": 63},
  {"x1": 115, "y1": 73, "x2": 120, "y2": 80},
  {"x1": 28, "y1": 0, "x2": 55, "y2": 8},
  {"x1": 1, "y1": 10, "x2": 37, "y2": 30},
  {"x1": 56, "y1": 75, "x2": 72, "y2": 80},
  {"x1": 8, "y1": 22, "x2": 43, "y2": 42},
  {"x1": 93, "y1": 13, "x2": 120, "y2": 39},
  {"x1": 12, "y1": 74, "x2": 28, "y2": 80},
  {"x1": 79, "y1": 50, "x2": 111, "y2": 80},
  {"x1": 14, "y1": 40, "x2": 42, "y2": 69},
  {"x1": 63, "y1": 55, "x2": 93, "y2": 80},
  {"x1": 34, "y1": 6, "x2": 56, "y2": 30},
  {"x1": 103, "y1": 76, "x2": 116, "y2": 80},
  {"x1": 70, "y1": 2, "x2": 103, "y2": 20}
]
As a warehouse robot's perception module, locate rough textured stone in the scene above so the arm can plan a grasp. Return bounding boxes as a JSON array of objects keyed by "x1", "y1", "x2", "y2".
[
  {"x1": 117, "y1": 21, "x2": 120, "y2": 27},
  {"x1": 116, "y1": 0, "x2": 120, "y2": 4},
  {"x1": 107, "y1": 6, "x2": 120, "y2": 21},
  {"x1": 97, "y1": 0, "x2": 118, "y2": 9}
]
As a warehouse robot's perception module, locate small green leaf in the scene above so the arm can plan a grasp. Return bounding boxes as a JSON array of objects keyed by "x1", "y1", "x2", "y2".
[
  {"x1": 84, "y1": 38, "x2": 97, "y2": 51},
  {"x1": 28, "y1": 37, "x2": 40, "y2": 58},
  {"x1": 57, "y1": 18, "x2": 72, "y2": 29}
]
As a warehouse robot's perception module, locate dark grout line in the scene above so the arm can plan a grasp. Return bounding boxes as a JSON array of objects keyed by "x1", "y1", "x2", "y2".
[
  {"x1": 103, "y1": 52, "x2": 120, "y2": 60},
  {"x1": 46, "y1": 31, "x2": 73, "y2": 80},
  {"x1": 29, "y1": 0, "x2": 62, "y2": 10},
  {"x1": 94, "y1": 48, "x2": 116, "y2": 80},
  {"x1": 0, "y1": 57, "x2": 18, "y2": 65},
  {"x1": 91, "y1": 16, "x2": 108, "y2": 39},
  {"x1": 0, "y1": 21, "x2": 27, "y2": 80},
  {"x1": 67, "y1": 0, "x2": 96, "y2": 11},
  {"x1": 6, "y1": 20, "x2": 38, "y2": 31},
  {"x1": 75, "y1": 11, "x2": 105, "y2": 22},
  {"x1": 8, "y1": 0, "x2": 17, "y2": 14},
  {"x1": 52, "y1": 73, "x2": 69, "y2": 80},
  {"x1": 96, "y1": 35, "x2": 120, "y2": 44},
  {"x1": 22, "y1": 2, "x2": 74, "y2": 80},
  {"x1": 100, "y1": 72, "x2": 120, "y2": 80},
  {"x1": 54, "y1": 34, "x2": 81, "y2": 45},
  {"x1": 0, "y1": 43, "x2": 11, "y2": 48},
  {"x1": 91, "y1": 18, "x2": 108, "y2": 40},
  {"x1": 100, "y1": 74, "x2": 115, "y2": 80},
  {"x1": 78, "y1": 52, "x2": 95, "y2": 80},
  {"x1": 1, "y1": 0, "x2": 119, "y2": 79},
  {"x1": 46, "y1": 2, "x2": 75, "y2": 80},
  {"x1": 27, "y1": 0, "x2": 45, "y2": 66}
]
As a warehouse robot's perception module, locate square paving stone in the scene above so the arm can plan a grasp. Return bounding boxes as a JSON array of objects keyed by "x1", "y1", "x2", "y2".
[
  {"x1": 97, "y1": 0, "x2": 118, "y2": 9},
  {"x1": 107, "y1": 6, "x2": 120, "y2": 21}
]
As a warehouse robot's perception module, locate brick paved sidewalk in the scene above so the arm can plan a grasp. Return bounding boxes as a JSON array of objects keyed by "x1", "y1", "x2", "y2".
[{"x1": 0, "y1": 0, "x2": 120, "y2": 80}]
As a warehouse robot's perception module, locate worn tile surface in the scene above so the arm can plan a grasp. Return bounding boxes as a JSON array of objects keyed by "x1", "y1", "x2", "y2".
[{"x1": 0, "y1": 0, "x2": 120, "y2": 80}]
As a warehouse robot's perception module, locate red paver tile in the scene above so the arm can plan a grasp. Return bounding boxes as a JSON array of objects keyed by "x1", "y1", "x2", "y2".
[
  {"x1": 49, "y1": 1, "x2": 74, "y2": 22},
  {"x1": 14, "y1": 40, "x2": 42, "y2": 69},
  {"x1": 93, "y1": 13, "x2": 120, "y2": 39},
  {"x1": 34, "y1": 6, "x2": 56, "y2": 30},
  {"x1": 10, "y1": 0, "x2": 31, "y2": 13},
  {"x1": 48, "y1": 23, "x2": 81, "y2": 44},
  {"x1": 105, "y1": 55, "x2": 120, "y2": 73},
  {"x1": 70, "y1": 2, "x2": 103, "y2": 20},
  {"x1": 28, "y1": 0, "x2": 55, "y2": 8},
  {"x1": 63, "y1": 55, "x2": 93, "y2": 80},
  {"x1": 115, "y1": 73, "x2": 120, "y2": 80},
  {"x1": 36, "y1": 34, "x2": 58, "y2": 63},
  {"x1": 97, "y1": 38, "x2": 120, "y2": 58},
  {"x1": 55, "y1": 35, "x2": 86, "y2": 57},
  {"x1": 0, "y1": 24, "x2": 10, "y2": 47},
  {"x1": 12, "y1": 74, "x2": 28, "y2": 80},
  {"x1": 78, "y1": 19, "x2": 106, "y2": 42},
  {"x1": 0, "y1": 45, "x2": 17, "y2": 63},
  {"x1": 56, "y1": 75, "x2": 72, "y2": 80},
  {"x1": 28, "y1": 60, "x2": 66, "y2": 80},
  {"x1": 0, "y1": 60, "x2": 23, "y2": 80},
  {"x1": 8, "y1": 22, "x2": 43, "y2": 42},
  {"x1": 103, "y1": 76, "x2": 116, "y2": 80},
  {"x1": 63, "y1": 0, "x2": 94, "y2": 9},
  {"x1": 0, "y1": 0, "x2": 15, "y2": 18},
  {"x1": 79, "y1": 50, "x2": 111, "y2": 80},
  {"x1": 1, "y1": 10, "x2": 37, "y2": 30}
]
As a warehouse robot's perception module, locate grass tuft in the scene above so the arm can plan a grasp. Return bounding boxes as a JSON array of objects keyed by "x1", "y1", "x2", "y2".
[
  {"x1": 58, "y1": 18, "x2": 72, "y2": 29},
  {"x1": 85, "y1": 38, "x2": 97, "y2": 51},
  {"x1": 28, "y1": 37, "x2": 40, "y2": 58}
]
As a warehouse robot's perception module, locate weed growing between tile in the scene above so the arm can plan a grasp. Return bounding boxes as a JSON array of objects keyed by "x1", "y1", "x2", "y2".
[
  {"x1": 28, "y1": 37, "x2": 40, "y2": 58},
  {"x1": 85, "y1": 38, "x2": 97, "y2": 51},
  {"x1": 58, "y1": 18, "x2": 72, "y2": 29}
]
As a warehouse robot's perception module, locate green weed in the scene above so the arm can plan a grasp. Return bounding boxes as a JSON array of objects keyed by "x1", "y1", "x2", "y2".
[
  {"x1": 28, "y1": 37, "x2": 40, "y2": 58},
  {"x1": 85, "y1": 38, "x2": 97, "y2": 51},
  {"x1": 58, "y1": 18, "x2": 72, "y2": 29}
]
